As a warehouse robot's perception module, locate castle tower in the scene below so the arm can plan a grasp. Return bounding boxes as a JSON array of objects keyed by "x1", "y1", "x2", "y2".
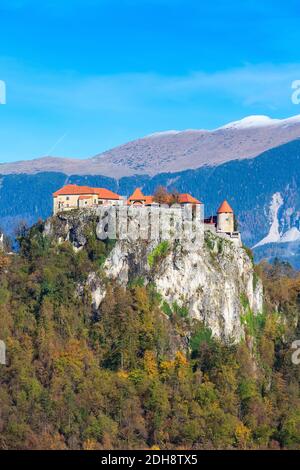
[
  {"x1": 128, "y1": 188, "x2": 147, "y2": 205},
  {"x1": 217, "y1": 200, "x2": 234, "y2": 233}
]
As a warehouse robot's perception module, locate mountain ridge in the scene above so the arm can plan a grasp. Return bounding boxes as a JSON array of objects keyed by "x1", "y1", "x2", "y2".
[
  {"x1": 1, "y1": 114, "x2": 300, "y2": 178},
  {"x1": 2, "y1": 138, "x2": 300, "y2": 259}
]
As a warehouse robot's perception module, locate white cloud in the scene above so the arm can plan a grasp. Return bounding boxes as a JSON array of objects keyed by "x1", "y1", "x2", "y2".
[
  {"x1": 1, "y1": 58, "x2": 300, "y2": 162},
  {"x1": 2, "y1": 61, "x2": 300, "y2": 121}
]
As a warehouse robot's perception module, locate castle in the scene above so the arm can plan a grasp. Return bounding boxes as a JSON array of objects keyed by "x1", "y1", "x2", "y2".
[{"x1": 53, "y1": 184, "x2": 238, "y2": 237}]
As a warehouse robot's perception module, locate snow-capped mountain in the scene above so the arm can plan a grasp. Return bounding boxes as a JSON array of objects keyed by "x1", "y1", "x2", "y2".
[
  {"x1": 218, "y1": 114, "x2": 300, "y2": 130},
  {"x1": 253, "y1": 193, "x2": 284, "y2": 248},
  {"x1": 1, "y1": 115, "x2": 300, "y2": 267},
  {"x1": 254, "y1": 192, "x2": 300, "y2": 249},
  {"x1": 1, "y1": 114, "x2": 300, "y2": 178}
]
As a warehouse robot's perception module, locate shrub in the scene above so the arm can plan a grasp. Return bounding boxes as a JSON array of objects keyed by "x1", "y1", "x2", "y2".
[{"x1": 147, "y1": 241, "x2": 170, "y2": 268}]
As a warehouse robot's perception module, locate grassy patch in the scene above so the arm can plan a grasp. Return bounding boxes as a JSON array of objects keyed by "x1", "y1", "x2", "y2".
[
  {"x1": 205, "y1": 233, "x2": 215, "y2": 251},
  {"x1": 190, "y1": 325, "x2": 213, "y2": 353},
  {"x1": 147, "y1": 241, "x2": 170, "y2": 268},
  {"x1": 128, "y1": 276, "x2": 145, "y2": 288},
  {"x1": 243, "y1": 245, "x2": 254, "y2": 264},
  {"x1": 172, "y1": 301, "x2": 189, "y2": 318},
  {"x1": 161, "y1": 300, "x2": 173, "y2": 317},
  {"x1": 240, "y1": 293, "x2": 266, "y2": 338}
]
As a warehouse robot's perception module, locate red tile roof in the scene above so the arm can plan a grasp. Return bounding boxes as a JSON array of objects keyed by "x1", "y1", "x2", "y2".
[
  {"x1": 144, "y1": 196, "x2": 154, "y2": 204},
  {"x1": 127, "y1": 188, "x2": 155, "y2": 205},
  {"x1": 127, "y1": 196, "x2": 154, "y2": 205},
  {"x1": 54, "y1": 185, "x2": 201, "y2": 207},
  {"x1": 53, "y1": 184, "x2": 120, "y2": 200},
  {"x1": 53, "y1": 184, "x2": 92, "y2": 196},
  {"x1": 128, "y1": 188, "x2": 146, "y2": 201},
  {"x1": 128, "y1": 188, "x2": 201, "y2": 205},
  {"x1": 95, "y1": 188, "x2": 121, "y2": 200},
  {"x1": 178, "y1": 193, "x2": 201, "y2": 204},
  {"x1": 217, "y1": 200, "x2": 233, "y2": 213}
]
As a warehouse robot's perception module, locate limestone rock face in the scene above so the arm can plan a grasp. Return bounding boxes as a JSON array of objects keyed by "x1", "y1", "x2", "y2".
[
  {"x1": 45, "y1": 210, "x2": 263, "y2": 342},
  {"x1": 87, "y1": 272, "x2": 106, "y2": 310},
  {"x1": 104, "y1": 233, "x2": 263, "y2": 342},
  {"x1": 44, "y1": 210, "x2": 95, "y2": 248}
]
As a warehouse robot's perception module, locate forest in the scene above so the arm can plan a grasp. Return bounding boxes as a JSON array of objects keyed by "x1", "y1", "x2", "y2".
[{"x1": 0, "y1": 222, "x2": 300, "y2": 450}]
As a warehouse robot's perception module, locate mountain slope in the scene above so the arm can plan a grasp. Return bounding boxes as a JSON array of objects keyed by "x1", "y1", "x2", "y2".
[
  {"x1": 91, "y1": 115, "x2": 300, "y2": 177},
  {"x1": 1, "y1": 115, "x2": 300, "y2": 177},
  {"x1": 1, "y1": 214, "x2": 299, "y2": 449},
  {"x1": 2, "y1": 137, "x2": 300, "y2": 266},
  {"x1": 0, "y1": 140, "x2": 297, "y2": 244}
]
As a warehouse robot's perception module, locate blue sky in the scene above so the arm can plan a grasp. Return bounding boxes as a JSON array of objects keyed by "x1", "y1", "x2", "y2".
[{"x1": 0, "y1": 0, "x2": 300, "y2": 162}]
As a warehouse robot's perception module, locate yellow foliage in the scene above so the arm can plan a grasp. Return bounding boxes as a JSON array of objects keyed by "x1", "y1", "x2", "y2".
[
  {"x1": 159, "y1": 359, "x2": 175, "y2": 379},
  {"x1": 144, "y1": 350, "x2": 158, "y2": 377},
  {"x1": 160, "y1": 360, "x2": 174, "y2": 371},
  {"x1": 264, "y1": 315, "x2": 280, "y2": 340},
  {"x1": 175, "y1": 351, "x2": 188, "y2": 367},
  {"x1": 117, "y1": 370, "x2": 129, "y2": 379},
  {"x1": 0, "y1": 253, "x2": 11, "y2": 271},
  {"x1": 83, "y1": 439, "x2": 98, "y2": 450},
  {"x1": 235, "y1": 422, "x2": 251, "y2": 449},
  {"x1": 52, "y1": 339, "x2": 94, "y2": 382}
]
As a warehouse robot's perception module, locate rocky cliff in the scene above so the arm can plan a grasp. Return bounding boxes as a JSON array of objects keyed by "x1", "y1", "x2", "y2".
[{"x1": 44, "y1": 209, "x2": 263, "y2": 343}]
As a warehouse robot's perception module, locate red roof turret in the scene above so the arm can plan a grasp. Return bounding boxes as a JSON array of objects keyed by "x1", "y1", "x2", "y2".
[{"x1": 217, "y1": 200, "x2": 233, "y2": 214}]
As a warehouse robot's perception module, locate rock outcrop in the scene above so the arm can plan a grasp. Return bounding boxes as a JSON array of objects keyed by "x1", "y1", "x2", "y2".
[
  {"x1": 44, "y1": 209, "x2": 263, "y2": 342},
  {"x1": 103, "y1": 234, "x2": 263, "y2": 342}
]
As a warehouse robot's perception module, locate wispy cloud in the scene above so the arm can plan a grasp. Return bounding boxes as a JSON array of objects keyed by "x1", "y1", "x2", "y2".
[
  {"x1": 1, "y1": 59, "x2": 300, "y2": 161},
  {"x1": 4, "y1": 61, "x2": 300, "y2": 120},
  {"x1": 46, "y1": 132, "x2": 68, "y2": 155}
]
